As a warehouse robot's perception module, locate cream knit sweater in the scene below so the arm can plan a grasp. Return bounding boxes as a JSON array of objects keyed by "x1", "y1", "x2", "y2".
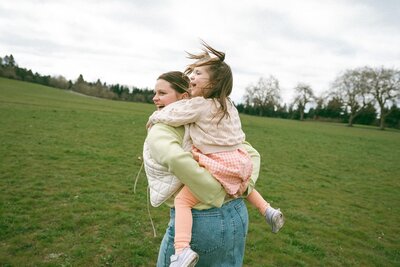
[{"x1": 148, "y1": 97, "x2": 245, "y2": 154}]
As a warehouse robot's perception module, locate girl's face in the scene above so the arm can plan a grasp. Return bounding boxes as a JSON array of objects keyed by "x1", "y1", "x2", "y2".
[
  {"x1": 153, "y1": 79, "x2": 187, "y2": 110},
  {"x1": 189, "y1": 66, "x2": 211, "y2": 97}
]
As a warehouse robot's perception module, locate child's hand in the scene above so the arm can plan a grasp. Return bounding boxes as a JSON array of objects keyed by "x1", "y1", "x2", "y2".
[
  {"x1": 147, "y1": 110, "x2": 160, "y2": 129},
  {"x1": 146, "y1": 120, "x2": 153, "y2": 129}
]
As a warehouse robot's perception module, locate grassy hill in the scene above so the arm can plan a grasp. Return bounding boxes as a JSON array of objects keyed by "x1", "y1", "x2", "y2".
[{"x1": 1, "y1": 77, "x2": 399, "y2": 266}]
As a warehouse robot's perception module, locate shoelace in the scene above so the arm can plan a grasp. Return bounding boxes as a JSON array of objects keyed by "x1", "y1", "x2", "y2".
[{"x1": 134, "y1": 160, "x2": 157, "y2": 237}]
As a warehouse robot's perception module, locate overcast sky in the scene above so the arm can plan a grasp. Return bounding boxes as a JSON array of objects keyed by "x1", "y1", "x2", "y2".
[{"x1": 1, "y1": 0, "x2": 399, "y2": 103}]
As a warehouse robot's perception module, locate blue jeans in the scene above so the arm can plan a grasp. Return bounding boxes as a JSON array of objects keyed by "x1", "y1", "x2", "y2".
[{"x1": 157, "y1": 198, "x2": 249, "y2": 267}]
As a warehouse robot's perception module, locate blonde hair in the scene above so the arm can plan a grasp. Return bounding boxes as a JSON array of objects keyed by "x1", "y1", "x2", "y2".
[{"x1": 184, "y1": 40, "x2": 233, "y2": 121}]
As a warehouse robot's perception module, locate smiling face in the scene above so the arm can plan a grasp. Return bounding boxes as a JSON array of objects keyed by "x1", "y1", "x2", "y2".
[
  {"x1": 189, "y1": 65, "x2": 211, "y2": 97},
  {"x1": 153, "y1": 79, "x2": 186, "y2": 110}
]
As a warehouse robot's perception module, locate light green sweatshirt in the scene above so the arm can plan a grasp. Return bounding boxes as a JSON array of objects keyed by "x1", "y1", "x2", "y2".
[{"x1": 146, "y1": 123, "x2": 261, "y2": 210}]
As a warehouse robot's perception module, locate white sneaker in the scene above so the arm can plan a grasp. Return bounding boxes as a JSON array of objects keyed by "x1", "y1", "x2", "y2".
[
  {"x1": 265, "y1": 207, "x2": 285, "y2": 233},
  {"x1": 170, "y1": 247, "x2": 199, "y2": 267}
]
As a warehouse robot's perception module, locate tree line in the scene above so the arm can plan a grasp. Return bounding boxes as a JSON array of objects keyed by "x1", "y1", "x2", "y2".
[
  {"x1": 1, "y1": 54, "x2": 399, "y2": 129},
  {"x1": 0, "y1": 54, "x2": 154, "y2": 103},
  {"x1": 239, "y1": 67, "x2": 400, "y2": 130}
]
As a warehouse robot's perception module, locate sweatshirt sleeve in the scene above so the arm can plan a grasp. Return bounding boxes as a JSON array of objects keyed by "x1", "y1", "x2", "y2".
[
  {"x1": 242, "y1": 141, "x2": 261, "y2": 195},
  {"x1": 149, "y1": 97, "x2": 206, "y2": 127},
  {"x1": 146, "y1": 123, "x2": 226, "y2": 207}
]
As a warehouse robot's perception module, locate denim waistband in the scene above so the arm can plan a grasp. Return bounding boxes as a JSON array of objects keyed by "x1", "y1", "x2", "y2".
[{"x1": 170, "y1": 198, "x2": 244, "y2": 215}]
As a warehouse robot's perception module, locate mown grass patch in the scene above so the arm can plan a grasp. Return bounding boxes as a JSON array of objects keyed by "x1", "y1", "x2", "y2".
[{"x1": 1, "y1": 77, "x2": 399, "y2": 266}]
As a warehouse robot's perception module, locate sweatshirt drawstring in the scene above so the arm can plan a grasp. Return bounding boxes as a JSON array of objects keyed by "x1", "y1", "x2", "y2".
[
  {"x1": 134, "y1": 160, "x2": 144, "y2": 194},
  {"x1": 134, "y1": 159, "x2": 157, "y2": 237},
  {"x1": 147, "y1": 185, "x2": 157, "y2": 237}
]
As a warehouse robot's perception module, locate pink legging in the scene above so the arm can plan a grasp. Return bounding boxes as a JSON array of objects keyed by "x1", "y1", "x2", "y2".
[{"x1": 174, "y1": 185, "x2": 270, "y2": 251}]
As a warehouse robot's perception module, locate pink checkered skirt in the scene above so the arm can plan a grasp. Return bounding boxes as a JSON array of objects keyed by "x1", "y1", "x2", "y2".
[{"x1": 192, "y1": 147, "x2": 253, "y2": 198}]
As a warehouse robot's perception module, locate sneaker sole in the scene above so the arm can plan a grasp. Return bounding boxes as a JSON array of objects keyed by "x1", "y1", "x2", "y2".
[
  {"x1": 182, "y1": 253, "x2": 199, "y2": 267},
  {"x1": 187, "y1": 255, "x2": 199, "y2": 267},
  {"x1": 272, "y1": 213, "x2": 285, "y2": 233}
]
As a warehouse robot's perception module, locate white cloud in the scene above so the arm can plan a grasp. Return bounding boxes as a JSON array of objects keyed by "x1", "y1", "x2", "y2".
[{"x1": 1, "y1": 0, "x2": 399, "y2": 104}]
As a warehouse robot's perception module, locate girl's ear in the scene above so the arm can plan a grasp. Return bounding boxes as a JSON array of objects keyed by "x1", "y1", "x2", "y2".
[{"x1": 181, "y1": 92, "x2": 190, "y2": 99}]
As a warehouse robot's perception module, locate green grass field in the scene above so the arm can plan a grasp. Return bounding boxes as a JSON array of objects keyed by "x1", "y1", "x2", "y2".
[{"x1": 1, "y1": 77, "x2": 399, "y2": 266}]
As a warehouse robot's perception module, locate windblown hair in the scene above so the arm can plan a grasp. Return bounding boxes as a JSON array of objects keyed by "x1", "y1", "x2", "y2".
[
  {"x1": 157, "y1": 71, "x2": 190, "y2": 94},
  {"x1": 184, "y1": 40, "x2": 233, "y2": 121}
]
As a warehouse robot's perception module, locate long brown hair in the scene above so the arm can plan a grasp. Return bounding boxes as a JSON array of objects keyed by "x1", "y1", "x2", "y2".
[
  {"x1": 157, "y1": 71, "x2": 190, "y2": 94},
  {"x1": 184, "y1": 40, "x2": 233, "y2": 121}
]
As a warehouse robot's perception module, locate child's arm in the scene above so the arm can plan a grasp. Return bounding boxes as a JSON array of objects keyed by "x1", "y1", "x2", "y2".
[
  {"x1": 148, "y1": 97, "x2": 206, "y2": 127},
  {"x1": 147, "y1": 123, "x2": 226, "y2": 207}
]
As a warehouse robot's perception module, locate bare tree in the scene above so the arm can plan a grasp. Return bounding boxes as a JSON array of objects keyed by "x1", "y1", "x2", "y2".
[
  {"x1": 244, "y1": 76, "x2": 281, "y2": 116},
  {"x1": 293, "y1": 83, "x2": 314, "y2": 121},
  {"x1": 331, "y1": 68, "x2": 372, "y2": 127},
  {"x1": 363, "y1": 66, "x2": 400, "y2": 130}
]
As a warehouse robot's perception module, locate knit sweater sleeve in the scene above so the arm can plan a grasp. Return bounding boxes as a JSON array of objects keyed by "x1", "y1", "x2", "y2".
[
  {"x1": 149, "y1": 97, "x2": 206, "y2": 127},
  {"x1": 146, "y1": 123, "x2": 226, "y2": 207}
]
